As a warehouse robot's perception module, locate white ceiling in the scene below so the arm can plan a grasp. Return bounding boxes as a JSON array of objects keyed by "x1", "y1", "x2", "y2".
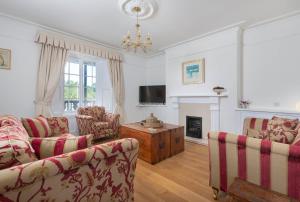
[{"x1": 0, "y1": 0, "x2": 300, "y2": 53}]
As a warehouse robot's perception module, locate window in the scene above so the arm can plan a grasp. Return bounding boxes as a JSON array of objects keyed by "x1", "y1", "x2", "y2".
[{"x1": 64, "y1": 59, "x2": 97, "y2": 112}]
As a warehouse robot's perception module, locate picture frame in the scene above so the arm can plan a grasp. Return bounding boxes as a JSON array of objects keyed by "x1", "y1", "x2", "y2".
[
  {"x1": 0, "y1": 48, "x2": 11, "y2": 70},
  {"x1": 182, "y1": 59, "x2": 205, "y2": 84}
]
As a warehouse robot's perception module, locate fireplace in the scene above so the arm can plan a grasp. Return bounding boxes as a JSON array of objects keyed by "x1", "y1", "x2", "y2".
[{"x1": 186, "y1": 116, "x2": 202, "y2": 139}]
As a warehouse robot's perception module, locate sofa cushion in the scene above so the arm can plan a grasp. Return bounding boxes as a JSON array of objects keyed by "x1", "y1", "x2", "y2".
[
  {"x1": 46, "y1": 117, "x2": 69, "y2": 136},
  {"x1": 22, "y1": 116, "x2": 52, "y2": 138},
  {"x1": 0, "y1": 115, "x2": 21, "y2": 127},
  {"x1": 30, "y1": 134, "x2": 93, "y2": 159},
  {"x1": 0, "y1": 115, "x2": 29, "y2": 139},
  {"x1": 0, "y1": 126, "x2": 37, "y2": 170},
  {"x1": 267, "y1": 117, "x2": 299, "y2": 144},
  {"x1": 94, "y1": 122, "x2": 109, "y2": 129},
  {"x1": 247, "y1": 128, "x2": 269, "y2": 139}
]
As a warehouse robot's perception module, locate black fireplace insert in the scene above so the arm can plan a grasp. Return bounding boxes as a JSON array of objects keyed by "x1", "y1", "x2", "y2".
[{"x1": 186, "y1": 116, "x2": 202, "y2": 139}]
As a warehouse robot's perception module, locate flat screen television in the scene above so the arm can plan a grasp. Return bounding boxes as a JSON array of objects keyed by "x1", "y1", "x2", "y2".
[{"x1": 139, "y1": 85, "x2": 166, "y2": 104}]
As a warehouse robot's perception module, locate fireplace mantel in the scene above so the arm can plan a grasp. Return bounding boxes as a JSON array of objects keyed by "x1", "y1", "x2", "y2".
[
  {"x1": 171, "y1": 93, "x2": 228, "y2": 145},
  {"x1": 169, "y1": 93, "x2": 227, "y2": 108}
]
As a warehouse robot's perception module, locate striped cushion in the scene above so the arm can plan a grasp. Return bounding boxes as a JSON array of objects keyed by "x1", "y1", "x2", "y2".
[
  {"x1": 243, "y1": 118, "x2": 269, "y2": 135},
  {"x1": 22, "y1": 116, "x2": 52, "y2": 138},
  {"x1": 29, "y1": 134, "x2": 93, "y2": 159},
  {"x1": 0, "y1": 126, "x2": 37, "y2": 170}
]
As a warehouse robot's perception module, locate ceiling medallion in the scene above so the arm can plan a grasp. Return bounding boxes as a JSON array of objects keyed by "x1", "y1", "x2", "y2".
[
  {"x1": 120, "y1": 0, "x2": 157, "y2": 52},
  {"x1": 119, "y1": 0, "x2": 158, "y2": 20}
]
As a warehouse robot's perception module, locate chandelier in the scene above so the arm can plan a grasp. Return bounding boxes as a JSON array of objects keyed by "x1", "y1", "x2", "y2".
[{"x1": 122, "y1": 4, "x2": 152, "y2": 52}]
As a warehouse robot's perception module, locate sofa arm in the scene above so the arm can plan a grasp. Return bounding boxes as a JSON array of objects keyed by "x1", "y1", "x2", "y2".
[
  {"x1": 104, "y1": 113, "x2": 120, "y2": 132},
  {"x1": 0, "y1": 138, "x2": 139, "y2": 202},
  {"x1": 75, "y1": 115, "x2": 94, "y2": 135},
  {"x1": 47, "y1": 116, "x2": 69, "y2": 136},
  {"x1": 208, "y1": 131, "x2": 300, "y2": 200}
]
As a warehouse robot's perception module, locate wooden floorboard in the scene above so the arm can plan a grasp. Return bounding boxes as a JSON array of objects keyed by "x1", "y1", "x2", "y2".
[{"x1": 134, "y1": 141, "x2": 214, "y2": 202}]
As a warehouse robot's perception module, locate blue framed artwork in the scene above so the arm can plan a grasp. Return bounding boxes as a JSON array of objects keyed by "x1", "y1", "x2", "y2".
[{"x1": 182, "y1": 59, "x2": 205, "y2": 84}]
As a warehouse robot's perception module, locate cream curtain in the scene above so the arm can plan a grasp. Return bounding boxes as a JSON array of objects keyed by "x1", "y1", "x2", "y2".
[
  {"x1": 35, "y1": 44, "x2": 68, "y2": 117},
  {"x1": 35, "y1": 31, "x2": 122, "y2": 61},
  {"x1": 108, "y1": 59, "x2": 125, "y2": 123}
]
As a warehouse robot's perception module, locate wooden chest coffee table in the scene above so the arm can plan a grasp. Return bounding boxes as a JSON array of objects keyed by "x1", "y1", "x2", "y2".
[{"x1": 120, "y1": 123, "x2": 184, "y2": 164}]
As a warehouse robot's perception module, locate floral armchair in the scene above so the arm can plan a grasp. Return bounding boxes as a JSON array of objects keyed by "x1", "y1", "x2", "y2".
[
  {"x1": 76, "y1": 106, "x2": 120, "y2": 140},
  {"x1": 0, "y1": 115, "x2": 139, "y2": 202}
]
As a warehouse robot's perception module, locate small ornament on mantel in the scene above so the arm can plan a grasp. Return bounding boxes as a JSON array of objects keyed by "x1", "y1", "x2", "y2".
[
  {"x1": 240, "y1": 99, "x2": 251, "y2": 109},
  {"x1": 213, "y1": 86, "x2": 225, "y2": 95}
]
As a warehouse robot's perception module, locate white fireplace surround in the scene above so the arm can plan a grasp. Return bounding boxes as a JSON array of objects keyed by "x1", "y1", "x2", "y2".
[{"x1": 170, "y1": 94, "x2": 227, "y2": 144}]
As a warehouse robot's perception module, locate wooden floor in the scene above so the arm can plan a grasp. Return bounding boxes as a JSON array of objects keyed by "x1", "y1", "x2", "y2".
[{"x1": 134, "y1": 141, "x2": 214, "y2": 202}]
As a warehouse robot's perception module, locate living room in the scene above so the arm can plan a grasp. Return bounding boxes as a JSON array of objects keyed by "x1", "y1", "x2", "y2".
[{"x1": 1, "y1": 0, "x2": 300, "y2": 201}]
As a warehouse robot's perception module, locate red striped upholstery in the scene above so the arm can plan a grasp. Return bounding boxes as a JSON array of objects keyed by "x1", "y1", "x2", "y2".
[
  {"x1": 21, "y1": 116, "x2": 51, "y2": 138},
  {"x1": 209, "y1": 131, "x2": 300, "y2": 201},
  {"x1": 30, "y1": 134, "x2": 93, "y2": 159},
  {"x1": 243, "y1": 117, "x2": 270, "y2": 135}
]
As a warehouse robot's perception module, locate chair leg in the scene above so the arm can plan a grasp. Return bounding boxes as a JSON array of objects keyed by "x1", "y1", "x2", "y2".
[{"x1": 212, "y1": 187, "x2": 219, "y2": 200}]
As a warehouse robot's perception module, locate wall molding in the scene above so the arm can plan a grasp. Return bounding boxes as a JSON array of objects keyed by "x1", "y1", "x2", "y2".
[
  {"x1": 161, "y1": 22, "x2": 246, "y2": 51},
  {"x1": 247, "y1": 10, "x2": 300, "y2": 29}
]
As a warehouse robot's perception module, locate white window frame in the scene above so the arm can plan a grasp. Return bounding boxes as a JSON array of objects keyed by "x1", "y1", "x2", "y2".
[
  {"x1": 62, "y1": 54, "x2": 114, "y2": 114},
  {"x1": 64, "y1": 57, "x2": 97, "y2": 112}
]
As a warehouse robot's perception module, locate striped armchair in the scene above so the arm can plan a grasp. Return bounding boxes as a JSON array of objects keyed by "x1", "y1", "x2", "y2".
[{"x1": 208, "y1": 117, "x2": 300, "y2": 200}]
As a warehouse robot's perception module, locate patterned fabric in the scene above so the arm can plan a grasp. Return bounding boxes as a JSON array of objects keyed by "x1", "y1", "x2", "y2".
[
  {"x1": 47, "y1": 116, "x2": 69, "y2": 136},
  {"x1": 0, "y1": 115, "x2": 29, "y2": 139},
  {"x1": 77, "y1": 106, "x2": 105, "y2": 121},
  {"x1": 243, "y1": 117, "x2": 269, "y2": 135},
  {"x1": 94, "y1": 121, "x2": 109, "y2": 129},
  {"x1": 0, "y1": 138, "x2": 139, "y2": 202},
  {"x1": 292, "y1": 128, "x2": 300, "y2": 146},
  {"x1": 208, "y1": 131, "x2": 300, "y2": 200},
  {"x1": 0, "y1": 115, "x2": 21, "y2": 127},
  {"x1": 247, "y1": 128, "x2": 269, "y2": 139},
  {"x1": 22, "y1": 116, "x2": 52, "y2": 138},
  {"x1": 30, "y1": 134, "x2": 93, "y2": 159},
  {"x1": 267, "y1": 117, "x2": 298, "y2": 144},
  {"x1": 76, "y1": 106, "x2": 120, "y2": 140},
  {"x1": 0, "y1": 126, "x2": 37, "y2": 170}
]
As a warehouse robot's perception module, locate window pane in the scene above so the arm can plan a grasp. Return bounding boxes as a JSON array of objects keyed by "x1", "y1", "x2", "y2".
[
  {"x1": 86, "y1": 77, "x2": 93, "y2": 87},
  {"x1": 93, "y1": 67, "x2": 96, "y2": 77},
  {"x1": 69, "y1": 75, "x2": 80, "y2": 86},
  {"x1": 70, "y1": 62, "x2": 80, "y2": 75},
  {"x1": 64, "y1": 74, "x2": 69, "y2": 85},
  {"x1": 64, "y1": 63, "x2": 69, "y2": 74},
  {"x1": 84, "y1": 87, "x2": 96, "y2": 100},
  {"x1": 86, "y1": 65, "x2": 95, "y2": 77},
  {"x1": 69, "y1": 86, "x2": 79, "y2": 99},
  {"x1": 64, "y1": 86, "x2": 70, "y2": 99}
]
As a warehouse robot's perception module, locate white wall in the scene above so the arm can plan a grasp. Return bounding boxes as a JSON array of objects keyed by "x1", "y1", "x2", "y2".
[
  {"x1": 164, "y1": 28, "x2": 241, "y2": 133},
  {"x1": 0, "y1": 15, "x2": 149, "y2": 125},
  {"x1": 243, "y1": 14, "x2": 300, "y2": 110},
  {"x1": 0, "y1": 16, "x2": 40, "y2": 117},
  {"x1": 122, "y1": 53, "x2": 148, "y2": 123}
]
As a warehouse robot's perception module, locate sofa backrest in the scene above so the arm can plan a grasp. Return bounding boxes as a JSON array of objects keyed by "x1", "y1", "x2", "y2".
[
  {"x1": 0, "y1": 115, "x2": 29, "y2": 139},
  {"x1": 243, "y1": 117, "x2": 270, "y2": 135},
  {"x1": 77, "y1": 106, "x2": 105, "y2": 121}
]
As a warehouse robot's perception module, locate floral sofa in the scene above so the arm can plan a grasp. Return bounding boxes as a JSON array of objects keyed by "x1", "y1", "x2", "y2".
[
  {"x1": 0, "y1": 115, "x2": 139, "y2": 202},
  {"x1": 209, "y1": 117, "x2": 300, "y2": 200},
  {"x1": 76, "y1": 106, "x2": 120, "y2": 140}
]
